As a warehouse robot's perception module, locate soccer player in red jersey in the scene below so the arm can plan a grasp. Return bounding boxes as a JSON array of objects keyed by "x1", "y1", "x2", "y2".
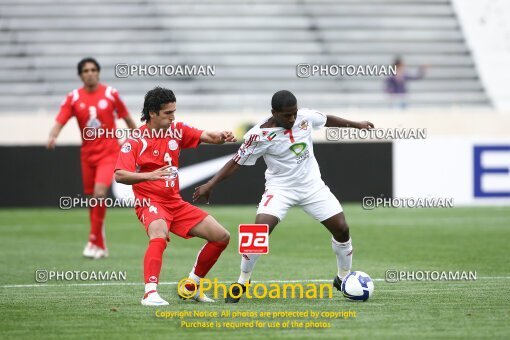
[
  {"x1": 47, "y1": 58, "x2": 137, "y2": 259},
  {"x1": 115, "y1": 87, "x2": 236, "y2": 305}
]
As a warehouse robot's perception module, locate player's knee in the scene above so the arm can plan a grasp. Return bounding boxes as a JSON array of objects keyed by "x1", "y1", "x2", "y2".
[
  {"x1": 223, "y1": 230, "x2": 231, "y2": 243},
  {"x1": 93, "y1": 188, "x2": 107, "y2": 199},
  {"x1": 148, "y1": 220, "x2": 168, "y2": 240},
  {"x1": 150, "y1": 230, "x2": 168, "y2": 240},
  {"x1": 150, "y1": 233, "x2": 167, "y2": 241},
  {"x1": 330, "y1": 219, "x2": 349, "y2": 242},
  {"x1": 211, "y1": 228, "x2": 230, "y2": 243},
  {"x1": 334, "y1": 220, "x2": 349, "y2": 240},
  {"x1": 340, "y1": 220, "x2": 349, "y2": 232},
  {"x1": 217, "y1": 229, "x2": 230, "y2": 243}
]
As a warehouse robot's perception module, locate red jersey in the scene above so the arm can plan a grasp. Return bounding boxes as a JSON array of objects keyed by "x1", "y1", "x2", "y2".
[
  {"x1": 56, "y1": 83, "x2": 129, "y2": 163},
  {"x1": 115, "y1": 123, "x2": 203, "y2": 204}
]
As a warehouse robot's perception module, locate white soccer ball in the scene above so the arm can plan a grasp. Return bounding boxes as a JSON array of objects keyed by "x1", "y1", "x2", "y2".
[{"x1": 342, "y1": 271, "x2": 374, "y2": 301}]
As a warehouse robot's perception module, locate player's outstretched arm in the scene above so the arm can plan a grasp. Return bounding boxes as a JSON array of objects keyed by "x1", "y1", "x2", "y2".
[
  {"x1": 115, "y1": 165, "x2": 172, "y2": 185},
  {"x1": 200, "y1": 130, "x2": 237, "y2": 144},
  {"x1": 193, "y1": 159, "x2": 241, "y2": 203},
  {"x1": 46, "y1": 122, "x2": 64, "y2": 149},
  {"x1": 325, "y1": 115, "x2": 374, "y2": 130}
]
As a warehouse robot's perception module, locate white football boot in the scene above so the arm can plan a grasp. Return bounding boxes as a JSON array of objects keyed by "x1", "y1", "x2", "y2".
[
  {"x1": 83, "y1": 242, "x2": 109, "y2": 259},
  {"x1": 178, "y1": 283, "x2": 215, "y2": 303},
  {"x1": 83, "y1": 242, "x2": 96, "y2": 258},
  {"x1": 93, "y1": 247, "x2": 109, "y2": 259},
  {"x1": 141, "y1": 290, "x2": 169, "y2": 306}
]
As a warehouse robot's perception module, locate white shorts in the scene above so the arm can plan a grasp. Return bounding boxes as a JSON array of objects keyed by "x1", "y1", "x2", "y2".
[{"x1": 256, "y1": 184, "x2": 343, "y2": 222}]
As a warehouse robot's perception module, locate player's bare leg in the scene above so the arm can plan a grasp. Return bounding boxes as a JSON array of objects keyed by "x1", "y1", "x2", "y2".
[
  {"x1": 141, "y1": 219, "x2": 169, "y2": 306},
  {"x1": 180, "y1": 215, "x2": 230, "y2": 302},
  {"x1": 320, "y1": 212, "x2": 353, "y2": 291},
  {"x1": 83, "y1": 183, "x2": 109, "y2": 259},
  {"x1": 226, "y1": 213, "x2": 279, "y2": 303}
]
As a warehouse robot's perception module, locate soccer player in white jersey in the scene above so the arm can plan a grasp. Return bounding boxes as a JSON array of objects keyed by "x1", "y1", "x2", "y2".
[{"x1": 193, "y1": 90, "x2": 374, "y2": 303}]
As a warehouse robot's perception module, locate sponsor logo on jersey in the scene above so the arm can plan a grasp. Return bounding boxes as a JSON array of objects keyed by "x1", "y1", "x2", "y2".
[
  {"x1": 299, "y1": 120, "x2": 309, "y2": 130},
  {"x1": 289, "y1": 142, "x2": 307, "y2": 156},
  {"x1": 290, "y1": 142, "x2": 310, "y2": 164}
]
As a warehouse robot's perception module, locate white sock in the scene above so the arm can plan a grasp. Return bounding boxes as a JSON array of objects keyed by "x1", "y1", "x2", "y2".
[
  {"x1": 145, "y1": 282, "x2": 157, "y2": 293},
  {"x1": 331, "y1": 237, "x2": 353, "y2": 280},
  {"x1": 238, "y1": 254, "x2": 261, "y2": 284}
]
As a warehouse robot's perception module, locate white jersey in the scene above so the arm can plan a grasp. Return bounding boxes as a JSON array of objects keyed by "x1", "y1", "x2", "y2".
[{"x1": 233, "y1": 108, "x2": 327, "y2": 189}]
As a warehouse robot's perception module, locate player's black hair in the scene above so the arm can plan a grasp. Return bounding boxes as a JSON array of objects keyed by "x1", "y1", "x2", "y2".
[
  {"x1": 77, "y1": 57, "x2": 100, "y2": 75},
  {"x1": 141, "y1": 86, "x2": 176, "y2": 122},
  {"x1": 271, "y1": 90, "x2": 297, "y2": 112}
]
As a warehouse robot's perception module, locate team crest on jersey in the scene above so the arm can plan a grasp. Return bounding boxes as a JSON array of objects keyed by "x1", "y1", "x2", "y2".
[
  {"x1": 121, "y1": 142, "x2": 131, "y2": 153},
  {"x1": 98, "y1": 99, "x2": 108, "y2": 110},
  {"x1": 168, "y1": 139, "x2": 178, "y2": 151},
  {"x1": 299, "y1": 120, "x2": 309, "y2": 130}
]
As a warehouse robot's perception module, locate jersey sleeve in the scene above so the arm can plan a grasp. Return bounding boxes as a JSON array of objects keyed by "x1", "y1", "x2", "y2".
[
  {"x1": 306, "y1": 109, "x2": 328, "y2": 130},
  {"x1": 115, "y1": 139, "x2": 138, "y2": 172},
  {"x1": 180, "y1": 123, "x2": 203, "y2": 149},
  {"x1": 111, "y1": 88, "x2": 129, "y2": 119},
  {"x1": 55, "y1": 93, "x2": 74, "y2": 125},
  {"x1": 232, "y1": 133, "x2": 266, "y2": 166}
]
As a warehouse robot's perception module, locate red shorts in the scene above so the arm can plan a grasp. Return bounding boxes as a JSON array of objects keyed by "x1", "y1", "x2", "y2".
[
  {"x1": 81, "y1": 155, "x2": 117, "y2": 195},
  {"x1": 135, "y1": 200, "x2": 208, "y2": 240}
]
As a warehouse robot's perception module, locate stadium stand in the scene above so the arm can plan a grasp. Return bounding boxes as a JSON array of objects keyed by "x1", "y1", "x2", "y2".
[
  {"x1": 452, "y1": 0, "x2": 510, "y2": 111},
  {"x1": 0, "y1": 0, "x2": 490, "y2": 111}
]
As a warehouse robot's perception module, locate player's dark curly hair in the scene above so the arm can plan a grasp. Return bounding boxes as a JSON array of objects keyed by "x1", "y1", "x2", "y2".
[
  {"x1": 141, "y1": 86, "x2": 176, "y2": 122},
  {"x1": 77, "y1": 57, "x2": 100, "y2": 75},
  {"x1": 271, "y1": 90, "x2": 297, "y2": 112}
]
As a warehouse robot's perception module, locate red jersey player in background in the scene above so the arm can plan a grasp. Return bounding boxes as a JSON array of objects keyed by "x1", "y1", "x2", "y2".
[
  {"x1": 115, "y1": 87, "x2": 236, "y2": 305},
  {"x1": 47, "y1": 57, "x2": 137, "y2": 259}
]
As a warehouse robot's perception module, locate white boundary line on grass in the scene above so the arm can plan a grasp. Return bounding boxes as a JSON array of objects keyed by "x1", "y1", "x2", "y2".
[{"x1": 1, "y1": 277, "x2": 510, "y2": 289}]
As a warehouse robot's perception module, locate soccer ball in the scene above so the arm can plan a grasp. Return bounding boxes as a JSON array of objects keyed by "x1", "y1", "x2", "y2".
[{"x1": 341, "y1": 271, "x2": 374, "y2": 301}]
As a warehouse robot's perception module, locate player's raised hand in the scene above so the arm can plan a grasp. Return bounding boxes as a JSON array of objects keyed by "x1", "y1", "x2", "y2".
[
  {"x1": 145, "y1": 165, "x2": 172, "y2": 181},
  {"x1": 193, "y1": 183, "x2": 212, "y2": 204},
  {"x1": 356, "y1": 121, "x2": 375, "y2": 130},
  {"x1": 220, "y1": 131, "x2": 237, "y2": 143}
]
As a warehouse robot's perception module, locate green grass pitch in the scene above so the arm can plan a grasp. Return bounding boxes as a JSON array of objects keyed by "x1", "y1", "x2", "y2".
[{"x1": 1, "y1": 205, "x2": 509, "y2": 339}]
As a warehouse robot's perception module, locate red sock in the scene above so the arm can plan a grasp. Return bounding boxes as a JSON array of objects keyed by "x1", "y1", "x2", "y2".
[
  {"x1": 144, "y1": 238, "x2": 167, "y2": 284},
  {"x1": 192, "y1": 241, "x2": 229, "y2": 278},
  {"x1": 89, "y1": 205, "x2": 107, "y2": 249}
]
